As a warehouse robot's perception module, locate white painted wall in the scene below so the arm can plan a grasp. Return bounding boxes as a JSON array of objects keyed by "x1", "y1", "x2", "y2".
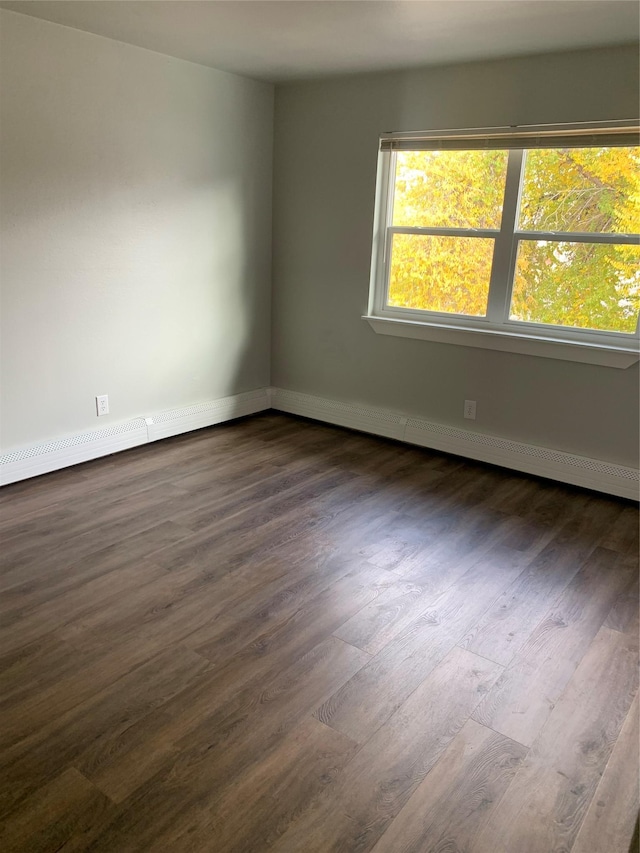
[
  {"x1": 272, "y1": 46, "x2": 640, "y2": 468},
  {"x1": 0, "y1": 10, "x2": 273, "y2": 452}
]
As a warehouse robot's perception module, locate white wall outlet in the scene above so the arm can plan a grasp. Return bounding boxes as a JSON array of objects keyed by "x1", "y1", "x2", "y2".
[
  {"x1": 464, "y1": 399, "x2": 476, "y2": 420},
  {"x1": 96, "y1": 394, "x2": 109, "y2": 416}
]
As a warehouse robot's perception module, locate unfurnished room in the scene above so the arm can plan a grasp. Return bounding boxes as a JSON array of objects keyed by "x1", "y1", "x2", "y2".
[{"x1": 0, "y1": 1, "x2": 638, "y2": 851}]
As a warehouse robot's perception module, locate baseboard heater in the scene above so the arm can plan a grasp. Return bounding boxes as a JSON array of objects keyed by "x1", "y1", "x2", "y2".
[{"x1": 1, "y1": 386, "x2": 637, "y2": 500}]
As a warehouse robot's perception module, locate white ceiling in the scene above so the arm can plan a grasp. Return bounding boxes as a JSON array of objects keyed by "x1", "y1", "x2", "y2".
[{"x1": 1, "y1": 0, "x2": 638, "y2": 82}]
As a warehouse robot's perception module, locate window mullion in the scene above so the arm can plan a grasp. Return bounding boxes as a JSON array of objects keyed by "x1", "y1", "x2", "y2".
[
  {"x1": 388, "y1": 226, "x2": 499, "y2": 238},
  {"x1": 369, "y1": 151, "x2": 395, "y2": 316},
  {"x1": 380, "y1": 152, "x2": 398, "y2": 309},
  {"x1": 486, "y1": 149, "x2": 524, "y2": 323},
  {"x1": 515, "y1": 230, "x2": 639, "y2": 245}
]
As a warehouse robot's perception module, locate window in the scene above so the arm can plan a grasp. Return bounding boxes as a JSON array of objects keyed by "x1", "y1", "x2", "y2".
[{"x1": 366, "y1": 122, "x2": 640, "y2": 367}]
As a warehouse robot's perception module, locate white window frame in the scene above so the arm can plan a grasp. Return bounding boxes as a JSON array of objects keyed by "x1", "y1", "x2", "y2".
[{"x1": 364, "y1": 121, "x2": 640, "y2": 368}]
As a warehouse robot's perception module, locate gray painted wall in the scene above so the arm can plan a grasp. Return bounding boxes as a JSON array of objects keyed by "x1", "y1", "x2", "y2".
[
  {"x1": 0, "y1": 10, "x2": 273, "y2": 451},
  {"x1": 1, "y1": 17, "x2": 637, "y2": 471},
  {"x1": 272, "y1": 46, "x2": 639, "y2": 467}
]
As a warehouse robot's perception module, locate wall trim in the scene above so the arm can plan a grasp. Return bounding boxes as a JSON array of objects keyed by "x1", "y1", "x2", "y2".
[
  {"x1": 270, "y1": 388, "x2": 639, "y2": 501},
  {"x1": 0, "y1": 388, "x2": 270, "y2": 486},
  {"x1": 364, "y1": 316, "x2": 640, "y2": 369},
  {"x1": 145, "y1": 388, "x2": 270, "y2": 443},
  {"x1": 2, "y1": 385, "x2": 637, "y2": 500}
]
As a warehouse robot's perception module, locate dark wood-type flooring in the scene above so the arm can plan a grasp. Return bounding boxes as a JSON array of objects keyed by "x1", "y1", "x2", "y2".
[{"x1": 1, "y1": 412, "x2": 638, "y2": 852}]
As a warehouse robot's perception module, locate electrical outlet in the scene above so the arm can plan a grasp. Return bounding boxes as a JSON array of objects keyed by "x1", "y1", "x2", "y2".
[
  {"x1": 464, "y1": 399, "x2": 476, "y2": 420},
  {"x1": 96, "y1": 394, "x2": 109, "y2": 416}
]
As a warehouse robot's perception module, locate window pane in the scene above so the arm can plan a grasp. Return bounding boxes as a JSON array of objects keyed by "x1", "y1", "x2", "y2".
[
  {"x1": 510, "y1": 240, "x2": 640, "y2": 333},
  {"x1": 518, "y1": 147, "x2": 640, "y2": 234},
  {"x1": 392, "y1": 150, "x2": 508, "y2": 229},
  {"x1": 388, "y1": 233, "x2": 493, "y2": 316}
]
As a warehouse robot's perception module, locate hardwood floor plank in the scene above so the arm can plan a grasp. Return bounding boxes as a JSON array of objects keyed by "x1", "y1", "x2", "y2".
[
  {"x1": 572, "y1": 693, "x2": 639, "y2": 853},
  {"x1": 188, "y1": 563, "x2": 394, "y2": 666},
  {"x1": 0, "y1": 414, "x2": 636, "y2": 852},
  {"x1": 271, "y1": 647, "x2": 502, "y2": 853},
  {"x1": 394, "y1": 504, "x2": 515, "y2": 584},
  {"x1": 355, "y1": 524, "x2": 422, "y2": 571},
  {"x1": 370, "y1": 719, "x2": 527, "y2": 853},
  {"x1": 80, "y1": 637, "x2": 369, "y2": 850},
  {"x1": 400, "y1": 462, "x2": 510, "y2": 517},
  {"x1": 604, "y1": 567, "x2": 639, "y2": 635},
  {"x1": 65, "y1": 549, "x2": 307, "y2": 644},
  {"x1": 0, "y1": 504, "x2": 77, "y2": 546},
  {"x1": 147, "y1": 469, "x2": 354, "y2": 575},
  {"x1": 460, "y1": 521, "x2": 603, "y2": 667},
  {"x1": 599, "y1": 503, "x2": 640, "y2": 555},
  {"x1": 315, "y1": 544, "x2": 527, "y2": 742},
  {"x1": 488, "y1": 477, "x2": 588, "y2": 526},
  {"x1": 470, "y1": 625, "x2": 639, "y2": 853},
  {"x1": 0, "y1": 467, "x2": 91, "y2": 521},
  {"x1": 335, "y1": 506, "x2": 556, "y2": 657},
  {"x1": 68, "y1": 568, "x2": 393, "y2": 805},
  {"x1": 0, "y1": 767, "x2": 111, "y2": 853},
  {"x1": 1, "y1": 644, "x2": 209, "y2": 818},
  {"x1": 472, "y1": 546, "x2": 634, "y2": 746},
  {"x1": 332, "y1": 579, "x2": 428, "y2": 654},
  {"x1": 3, "y1": 481, "x2": 188, "y2": 551},
  {"x1": 1, "y1": 483, "x2": 190, "y2": 578},
  {"x1": 73, "y1": 544, "x2": 386, "y2": 661},
  {"x1": 77, "y1": 709, "x2": 180, "y2": 806},
  {"x1": 172, "y1": 636, "x2": 369, "y2": 758},
  {"x1": 1, "y1": 517, "x2": 183, "y2": 600},
  {"x1": 169, "y1": 458, "x2": 346, "y2": 534},
  {"x1": 0, "y1": 629, "x2": 180, "y2": 749},
  {"x1": 150, "y1": 717, "x2": 358, "y2": 852},
  {"x1": 72, "y1": 430, "x2": 287, "y2": 500},
  {"x1": 0, "y1": 558, "x2": 170, "y2": 655},
  {"x1": 0, "y1": 520, "x2": 192, "y2": 615}
]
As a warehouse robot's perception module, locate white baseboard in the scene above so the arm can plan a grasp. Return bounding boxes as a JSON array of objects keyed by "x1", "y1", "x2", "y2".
[
  {"x1": 2, "y1": 386, "x2": 637, "y2": 500},
  {"x1": 0, "y1": 420, "x2": 149, "y2": 486},
  {"x1": 270, "y1": 388, "x2": 639, "y2": 501},
  {"x1": 145, "y1": 388, "x2": 270, "y2": 443},
  {"x1": 0, "y1": 388, "x2": 270, "y2": 486}
]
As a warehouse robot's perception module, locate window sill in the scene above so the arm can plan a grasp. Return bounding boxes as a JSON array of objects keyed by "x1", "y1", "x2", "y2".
[{"x1": 363, "y1": 315, "x2": 639, "y2": 369}]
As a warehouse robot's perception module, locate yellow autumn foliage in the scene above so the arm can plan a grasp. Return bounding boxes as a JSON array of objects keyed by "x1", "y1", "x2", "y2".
[{"x1": 389, "y1": 146, "x2": 639, "y2": 333}]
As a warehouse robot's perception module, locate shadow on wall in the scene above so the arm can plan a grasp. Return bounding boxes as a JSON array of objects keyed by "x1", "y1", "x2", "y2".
[{"x1": 0, "y1": 11, "x2": 272, "y2": 451}]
